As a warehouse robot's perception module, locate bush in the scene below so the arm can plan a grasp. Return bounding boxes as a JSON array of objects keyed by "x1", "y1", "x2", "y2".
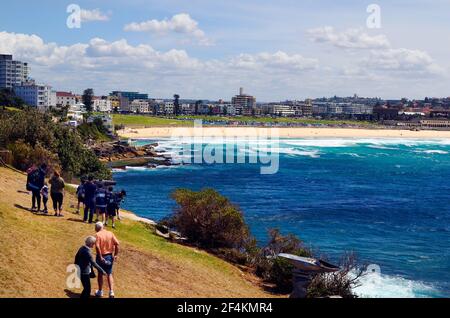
[
  {"x1": 0, "y1": 109, "x2": 111, "y2": 180},
  {"x1": 8, "y1": 140, "x2": 60, "y2": 172},
  {"x1": 168, "y1": 188, "x2": 250, "y2": 249},
  {"x1": 253, "y1": 229, "x2": 313, "y2": 293},
  {"x1": 307, "y1": 253, "x2": 363, "y2": 298}
]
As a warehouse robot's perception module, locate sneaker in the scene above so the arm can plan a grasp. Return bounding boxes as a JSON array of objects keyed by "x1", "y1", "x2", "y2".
[
  {"x1": 112, "y1": 224, "x2": 116, "y2": 229},
  {"x1": 95, "y1": 290, "x2": 103, "y2": 298},
  {"x1": 109, "y1": 291, "x2": 115, "y2": 299}
]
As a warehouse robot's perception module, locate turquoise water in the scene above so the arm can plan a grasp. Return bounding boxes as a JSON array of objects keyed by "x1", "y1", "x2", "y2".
[{"x1": 113, "y1": 138, "x2": 450, "y2": 298}]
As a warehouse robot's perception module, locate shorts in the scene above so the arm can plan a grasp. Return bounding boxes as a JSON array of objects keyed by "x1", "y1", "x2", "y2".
[
  {"x1": 96, "y1": 206, "x2": 107, "y2": 214},
  {"x1": 96, "y1": 254, "x2": 114, "y2": 275},
  {"x1": 107, "y1": 204, "x2": 117, "y2": 217},
  {"x1": 78, "y1": 196, "x2": 84, "y2": 203}
]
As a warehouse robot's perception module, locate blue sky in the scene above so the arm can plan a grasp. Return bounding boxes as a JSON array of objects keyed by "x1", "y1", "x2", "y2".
[{"x1": 1, "y1": 0, "x2": 449, "y2": 100}]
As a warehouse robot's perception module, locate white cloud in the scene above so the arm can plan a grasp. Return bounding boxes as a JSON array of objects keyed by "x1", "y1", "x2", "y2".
[
  {"x1": 307, "y1": 26, "x2": 390, "y2": 49},
  {"x1": 80, "y1": 9, "x2": 110, "y2": 22},
  {"x1": 230, "y1": 51, "x2": 318, "y2": 72},
  {"x1": 124, "y1": 13, "x2": 212, "y2": 46},
  {"x1": 362, "y1": 48, "x2": 444, "y2": 75}
]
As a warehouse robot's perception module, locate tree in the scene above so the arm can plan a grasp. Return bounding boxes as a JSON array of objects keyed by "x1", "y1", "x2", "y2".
[
  {"x1": 82, "y1": 88, "x2": 94, "y2": 114},
  {"x1": 174, "y1": 94, "x2": 180, "y2": 116}
]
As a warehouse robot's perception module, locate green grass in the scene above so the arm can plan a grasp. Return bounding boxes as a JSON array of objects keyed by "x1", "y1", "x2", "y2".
[
  {"x1": 113, "y1": 113, "x2": 377, "y2": 128},
  {"x1": 113, "y1": 114, "x2": 192, "y2": 127},
  {"x1": 116, "y1": 220, "x2": 235, "y2": 274}
]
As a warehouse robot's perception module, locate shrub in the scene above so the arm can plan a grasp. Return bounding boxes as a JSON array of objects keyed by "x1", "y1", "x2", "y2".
[
  {"x1": 168, "y1": 188, "x2": 250, "y2": 249},
  {"x1": 307, "y1": 253, "x2": 363, "y2": 298},
  {"x1": 253, "y1": 229, "x2": 313, "y2": 293},
  {"x1": 8, "y1": 140, "x2": 60, "y2": 173}
]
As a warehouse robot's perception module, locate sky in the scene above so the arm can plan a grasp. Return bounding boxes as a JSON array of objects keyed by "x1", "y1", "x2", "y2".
[{"x1": 1, "y1": 0, "x2": 449, "y2": 101}]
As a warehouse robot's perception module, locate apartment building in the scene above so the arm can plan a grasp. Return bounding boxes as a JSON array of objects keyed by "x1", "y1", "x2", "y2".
[
  {"x1": 14, "y1": 80, "x2": 56, "y2": 110},
  {"x1": 0, "y1": 54, "x2": 29, "y2": 89}
]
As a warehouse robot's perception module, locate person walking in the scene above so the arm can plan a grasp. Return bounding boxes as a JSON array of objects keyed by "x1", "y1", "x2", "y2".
[
  {"x1": 76, "y1": 179, "x2": 86, "y2": 214},
  {"x1": 105, "y1": 187, "x2": 117, "y2": 229},
  {"x1": 115, "y1": 190, "x2": 127, "y2": 221},
  {"x1": 49, "y1": 171, "x2": 65, "y2": 217},
  {"x1": 95, "y1": 184, "x2": 108, "y2": 225},
  {"x1": 94, "y1": 222, "x2": 119, "y2": 298},
  {"x1": 83, "y1": 176, "x2": 97, "y2": 224},
  {"x1": 40, "y1": 182, "x2": 49, "y2": 214},
  {"x1": 26, "y1": 164, "x2": 47, "y2": 212},
  {"x1": 74, "y1": 236, "x2": 107, "y2": 299}
]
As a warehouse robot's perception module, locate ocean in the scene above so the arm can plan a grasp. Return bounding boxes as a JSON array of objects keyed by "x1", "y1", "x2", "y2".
[{"x1": 113, "y1": 137, "x2": 450, "y2": 298}]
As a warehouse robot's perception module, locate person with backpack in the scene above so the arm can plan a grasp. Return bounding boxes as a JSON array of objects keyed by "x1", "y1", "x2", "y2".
[
  {"x1": 95, "y1": 184, "x2": 108, "y2": 225},
  {"x1": 26, "y1": 164, "x2": 47, "y2": 212},
  {"x1": 76, "y1": 179, "x2": 86, "y2": 214},
  {"x1": 105, "y1": 187, "x2": 117, "y2": 229},
  {"x1": 49, "y1": 171, "x2": 65, "y2": 217}
]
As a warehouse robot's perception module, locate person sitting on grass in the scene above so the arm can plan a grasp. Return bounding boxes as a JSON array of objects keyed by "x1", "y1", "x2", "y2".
[
  {"x1": 49, "y1": 171, "x2": 65, "y2": 217},
  {"x1": 94, "y1": 222, "x2": 120, "y2": 299},
  {"x1": 74, "y1": 236, "x2": 106, "y2": 299}
]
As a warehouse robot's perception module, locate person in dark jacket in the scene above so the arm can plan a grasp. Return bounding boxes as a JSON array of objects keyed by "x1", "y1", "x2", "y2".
[
  {"x1": 74, "y1": 236, "x2": 106, "y2": 299},
  {"x1": 26, "y1": 164, "x2": 47, "y2": 212},
  {"x1": 83, "y1": 176, "x2": 97, "y2": 224}
]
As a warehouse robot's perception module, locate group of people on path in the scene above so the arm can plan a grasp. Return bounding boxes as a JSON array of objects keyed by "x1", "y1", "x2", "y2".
[
  {"x1": 26, "y1": 164, "x2": 126, "y2": 228},
  {"x1": 27, "y1": 164, "x2": 65, "y2": 217},
  {"x1": 74, "y1": 222, "x2": 120, "y2": 299},
  {"x1": 76, "y1": 176, "x2": 126, "y2": 229},
  {"x1": 26, "y1": 164, "x2": 127, "y2": 299}
]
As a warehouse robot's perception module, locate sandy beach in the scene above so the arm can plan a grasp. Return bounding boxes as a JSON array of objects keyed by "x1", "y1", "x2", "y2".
[{"x1": 118, "y1": 127, "x2": 450, "y2": 139}]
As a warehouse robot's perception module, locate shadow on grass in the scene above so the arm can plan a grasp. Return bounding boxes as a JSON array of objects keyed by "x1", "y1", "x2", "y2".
[
  {"x1": 14, "y1": 204, "x2": 54, "y2": 217},
  {"x1": 64, "y1": 289, "x2": 80, "y2": 299},
  {"x1": 67, "y1": 218, "x2": 86, "y2": 224},
  {"x1": 14, "y1": 204, "x2": 32, "y2": 212}
]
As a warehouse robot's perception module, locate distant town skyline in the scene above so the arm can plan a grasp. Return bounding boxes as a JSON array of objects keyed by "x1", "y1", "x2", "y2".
[{"x1": 1, "y1": 0, "x2": 450, "y2": 100}]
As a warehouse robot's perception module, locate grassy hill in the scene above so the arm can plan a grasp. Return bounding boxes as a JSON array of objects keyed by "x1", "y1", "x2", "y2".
[{"x1": 0, "y1": 166, "x2": 275, "y2": 298}]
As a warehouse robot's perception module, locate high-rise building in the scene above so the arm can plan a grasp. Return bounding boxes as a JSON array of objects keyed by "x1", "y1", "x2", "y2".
[
  {"x1": 232, "y1": 87, "x2": 256, "y2": 116},
  {"x1": 0, "y1": 54, "x2": 29, "y2": 89}
]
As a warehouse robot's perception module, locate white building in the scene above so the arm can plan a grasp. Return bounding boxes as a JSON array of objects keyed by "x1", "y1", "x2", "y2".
[
  {"x1": 271, "y1": 104, "x2": 295, "y2": 117},
  {"x1": 130, "y1": 99, "x2": 149, "y2": 113},
  {"x1": 164, "y1": 101, "x2": 174, "y2": 115},
  {"x1": 0, "y1": 54, "x2": 29, "y2": 89},
  {"x1": 93, "y1": 98, "x2": 112, "y2": 112},
  {"x1": 56, "y1": 92, "x2": 77, "y2": 107},
  {"x1": 14, "y1": 81, "x2": 56, "y2": 110}
]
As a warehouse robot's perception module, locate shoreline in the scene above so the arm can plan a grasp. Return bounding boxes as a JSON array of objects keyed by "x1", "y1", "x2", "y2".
[{"x1": 118, "y1": 126, "x2": 450, "y2": 139}]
